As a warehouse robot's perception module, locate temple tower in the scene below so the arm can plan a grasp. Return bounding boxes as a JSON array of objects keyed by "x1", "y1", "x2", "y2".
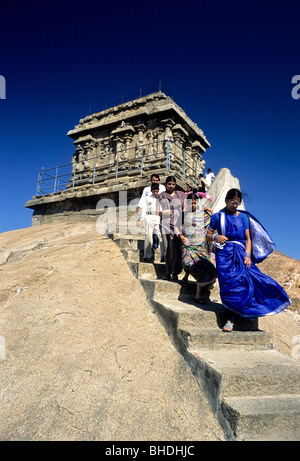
[{"x1": 25, "y1": 91, "x2": 211, "y2": 226}]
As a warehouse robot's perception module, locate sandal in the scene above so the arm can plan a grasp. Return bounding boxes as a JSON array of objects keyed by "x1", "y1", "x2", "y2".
[{"x1": 223, "y1": 321, "x2": 234, "y2": 332}]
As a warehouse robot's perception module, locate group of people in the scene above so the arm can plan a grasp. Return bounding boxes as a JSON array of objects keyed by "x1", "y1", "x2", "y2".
[{"x1": 137, "y1": 173, "x2": 291, "y2": 331}]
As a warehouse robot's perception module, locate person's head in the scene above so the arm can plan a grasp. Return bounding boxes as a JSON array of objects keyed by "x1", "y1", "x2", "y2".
[
  {"x1": 151, "y1": 174, "x2": 160, "y2": 185},
  {"x1": 186, "y1": 184, "x2": 193, "y2": 192},
  {"x1": 207, "y1": 168, "x2": 211, "y2": 173},
  {"x1": 151, "y1": 182, "x2": 159, "y2": 197},
  {"x1": 225, "y1": 188, "x2": 242, "y2": 213},
  {"x1": 165, "y1": 175, "x2": 176, "y2": 193},
  {"x1": 186, "y1": 189, "x2": 200, "y2": 212}
]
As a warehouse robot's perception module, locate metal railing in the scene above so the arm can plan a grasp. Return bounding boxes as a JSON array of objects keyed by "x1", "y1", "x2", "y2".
[
  {"x1": 103, "y1": 82, "x2": 163, "y2": 110},
  {"x1": 35, "y1": 140, "x2": 203, "y2": 197}
]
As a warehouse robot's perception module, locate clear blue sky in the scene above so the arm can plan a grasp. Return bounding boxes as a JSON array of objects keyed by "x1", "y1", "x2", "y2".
[{"x1": 1, "y1": 0, "x2": 299, "y2": 259}]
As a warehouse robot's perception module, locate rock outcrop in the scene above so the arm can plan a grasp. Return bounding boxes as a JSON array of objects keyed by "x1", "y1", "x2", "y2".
[{"x1": 0, "y1": 222, "x2": 224, "y2": 441}]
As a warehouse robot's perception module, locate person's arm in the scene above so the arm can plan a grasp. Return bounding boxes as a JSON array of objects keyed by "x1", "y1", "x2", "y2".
[
  {"x1": 176, "y1": 222, "x2": 189, "y2": 245},
  {"x1": 137, "y1": 187, "x2": 148, "y2": 214},
  {"x1": 206, "y1": 227, "x2": 228, "y2": 245},
  {"x1": 178, "y1": 233, "x2": 189, "y2": 245},
  {"x1": 206, "y1": 213, "x2": 227, "y2": 244},
  {"x1": 244, "y1": 229, "x2": 252, "y2": 268}
]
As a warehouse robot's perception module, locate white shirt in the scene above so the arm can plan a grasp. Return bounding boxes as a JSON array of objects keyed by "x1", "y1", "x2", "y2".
[
  {"x1": 205, "y1": 172, "x2": 215, "y2": 187},
  {"x1": 140, "y1": 193, "x2": 160, "y2": 224},
  {"x1": 138, "y1": 184, "x2": 166, "y2": 210}
]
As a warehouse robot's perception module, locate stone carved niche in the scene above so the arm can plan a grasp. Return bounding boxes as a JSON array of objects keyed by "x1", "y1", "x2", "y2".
[
  {"x1": 145, "y1": 130, "x2": 153, "y2": 156},
  {"x1": 184, "y1": 141, "x2": 192, "y2": 168},
  {"x1": 162, "y1": 118, "x2": 175, "y2": 141},
  {"x1": 94, "y1": 136, "x2": 115, "y2": 176},
  {"x1": 170, "y1": 124, "x2": 187, "y2": 169},
  {"x1": 192, "y1": 141, "x2": 206, "y2": 174},
  {"x1": 72, "y1": 135, "x2": 97, "y2": 176},
  {"x1": 111, "y1": 122, "x2": 135, "y2": 163},
  {"x1": 134, "y1": 123, "x2": 146, "y2": 159},
  {"x1": 152, "y1": 126, "x2": 164, "y2": 157}
]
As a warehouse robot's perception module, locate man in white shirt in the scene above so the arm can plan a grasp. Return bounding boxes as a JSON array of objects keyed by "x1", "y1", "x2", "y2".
[
  {"x1": 140, "y1": 183, "x2": 163, "y2": 260},
  {"x1": 137, "y1": 174, "x2": 166, "y2": 214},
  {"x1": 205, "y1": 168, "x2": 215, "y2": 187}
]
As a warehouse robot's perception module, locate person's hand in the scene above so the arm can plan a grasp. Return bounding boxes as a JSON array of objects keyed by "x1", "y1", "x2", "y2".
[
  {"x1": 244, "y1": 255, "x2": 251, "y2": 268},
  {"x1": 180, "y1": 235, "x2": 189, "y2": 246},
  {"x1": 215, "y1": 235, "x2": 228, "y2": 244}
]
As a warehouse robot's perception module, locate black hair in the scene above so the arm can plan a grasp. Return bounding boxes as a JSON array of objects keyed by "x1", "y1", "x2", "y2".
[
  {"x1": 188, "y1": 189, "x2": 200, "y2": 201},
  {"x1": 165, "y1": 175, "x2": 176, "y2": 184},
  {"x1": 225, "y1": 188, "x2": 242, "y2": 201},
  {"x1": 151, "y1": 173, "x2": 160, "y2": 180},
  {"x1": 151, "y1": 183, "x2": 159, "y2": 191}
]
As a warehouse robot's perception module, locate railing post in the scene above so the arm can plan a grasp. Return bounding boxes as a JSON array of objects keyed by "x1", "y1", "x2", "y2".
[
  {"x1": 115, "y1": 150, "x2": 119, "y2": 181},
  {"x1": 72, "y1": 162, "x2": 77, "y2": 189},
  {"x1": 36, "y1": 170, "x2": 41, "y2": 196},
  {"x1": 166, "y1": 140, "x2": 171, "y2": 171},
  {"x1": 54, "y1": 167, "x2": 58, "y2": 193},
  {"x1": 93, "y1": 155, "x2": 97, "y2": 185},
  {"x1": 140, "y1": 145, "x2": 144, "y2": 176},
  {"x1": 194, "y1": 157, "x2": 198, "y2": 187}
]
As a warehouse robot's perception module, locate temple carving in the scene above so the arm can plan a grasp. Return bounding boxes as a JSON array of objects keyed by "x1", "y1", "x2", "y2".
[
  {"x1": 66, "y1": 91, "x2": 209, "y2": 187},
  {"x1": 25, "y1": 91, "x2": 212, "y2": 226}
]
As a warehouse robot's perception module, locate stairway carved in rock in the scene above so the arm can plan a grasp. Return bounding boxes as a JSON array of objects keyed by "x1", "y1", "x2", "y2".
[{"x1": 110, "y1": 233, "x2": 300, "y2": 441}]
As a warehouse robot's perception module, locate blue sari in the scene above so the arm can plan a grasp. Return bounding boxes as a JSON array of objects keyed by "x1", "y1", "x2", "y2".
[{"x1": 210, "y1": 209, "x2": 291, "y2": 318}]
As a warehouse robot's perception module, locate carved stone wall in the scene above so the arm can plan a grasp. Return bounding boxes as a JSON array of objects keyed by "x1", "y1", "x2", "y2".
[{"x1": 66, "y1": 91, "x2": 210, "y2": 188}]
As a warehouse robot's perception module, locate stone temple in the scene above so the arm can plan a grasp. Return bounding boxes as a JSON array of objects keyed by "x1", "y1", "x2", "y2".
[{"x1": 25, "y1": 90, "x2": 241, "y2": 226}]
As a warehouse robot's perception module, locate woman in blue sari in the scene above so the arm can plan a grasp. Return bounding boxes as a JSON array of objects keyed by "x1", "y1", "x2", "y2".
[{"x1": 206, "y1": 189, "x2": 291, "y2": 331}]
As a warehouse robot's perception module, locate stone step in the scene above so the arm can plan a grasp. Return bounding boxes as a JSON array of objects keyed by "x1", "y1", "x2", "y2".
[
  {"x1": 119, "y1": 247, "x2": 163, "y2": 263},
  {"x1": 138, "y1": 261, "x2": 166, "y2": 278},
  {"x1": 117, "y1": 236, "x2": 145, "y2": 251},
  {"x1": 189, "y1": 349, "x2": 300, "y2": 398},
  {"x1": 114, "y1": 234, "x2": 166, "y2": 263},
  {"x1": 112, "y1": 233, "x2": 145, "y2": 241},
  {"x1": 151, "y1": 296, "x2": 274, "y2": 352},
  {"x1": 140, "y1": 277, "x2": 193, "y2": 298},
  {"x1": 181, "y1": 327, "x2": 274, "y2": 351},
  {"x1": 151, "y1": 296, "x2": 226, "y2": 330},
  {"x1": 221, "y1": 394, "x2": 300, "y2": 441}
]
